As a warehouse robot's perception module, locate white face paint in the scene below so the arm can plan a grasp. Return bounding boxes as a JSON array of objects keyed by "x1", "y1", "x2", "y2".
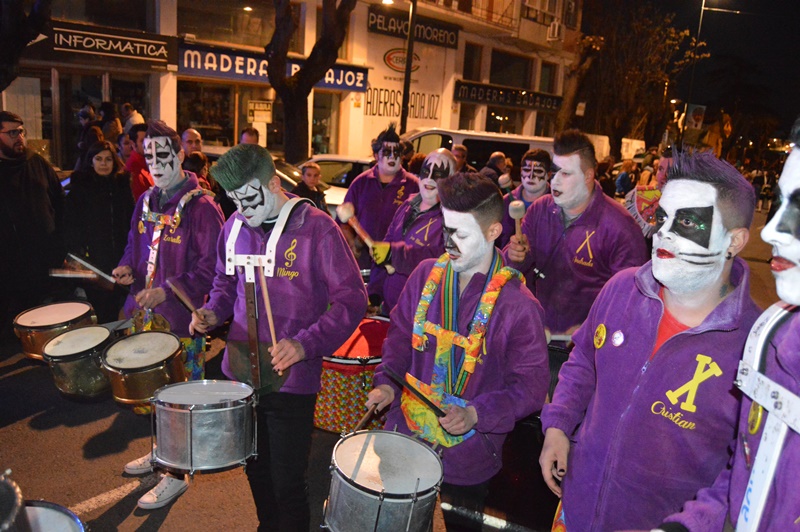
[
  {"x1": 442, "y1": 208, "x2": 494, "y2": 277},
  {"x1": 521, "y1": 159, "x2": 548, "y2": 198},
  {"x1": 227, "y1": 178, "x2": 277, "y2": 228},
  {"x1": 551, "y1": 153, "x2": 592, "y2": 216},
  {"x1": 376, "y1": 142, "x2": 402, "y2": 178},
  {"x1": 761, "y1": 149, "x2": 800, "y2": 305},
  {"x1": 652, "y1": 180, "x2": 731, "y2": 294},
  {"x1": 143, "y1": 136, "x2": 183, "y2": 190},
  {"x1": 418, "y1": 150, "x2": 456, "y2": 207}
]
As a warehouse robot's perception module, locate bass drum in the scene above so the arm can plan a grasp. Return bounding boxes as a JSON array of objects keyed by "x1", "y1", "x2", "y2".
[
  {"x1": 13, "y1": 302, "x2": 96, "y2": 360},
  {"x1": 324, "y1": 430, "x2": 443, "y2": 532}
]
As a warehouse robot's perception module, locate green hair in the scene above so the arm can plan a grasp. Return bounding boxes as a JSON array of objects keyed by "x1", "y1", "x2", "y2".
[{"x1": 212, "y1": 144, "x2": 276, "y2": 192}]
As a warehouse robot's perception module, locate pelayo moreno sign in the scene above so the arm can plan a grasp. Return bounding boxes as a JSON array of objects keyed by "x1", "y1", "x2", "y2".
[
  {"x1": 367, "y1": 5, "x2": 459, "y2": 49},
  {"x1": 179, "y1": 44, "x2": 368, "y2": 92},
  {"x1": 454, "y1": 80, "x2": 562, "y2": 111}
]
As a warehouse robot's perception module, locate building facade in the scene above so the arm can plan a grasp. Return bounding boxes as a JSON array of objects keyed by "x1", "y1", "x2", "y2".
[{"x1": 2, "y1": 0, "x2": 581, "y2": 168}]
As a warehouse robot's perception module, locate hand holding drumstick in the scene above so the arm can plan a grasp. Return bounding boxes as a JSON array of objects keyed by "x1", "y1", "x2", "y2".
[
  {"x1": 258, "y1": 267, "x2": 304, "y2": 375},
  {"x1": 337, "y1": 202, "x2": 396, "y2": 274}
]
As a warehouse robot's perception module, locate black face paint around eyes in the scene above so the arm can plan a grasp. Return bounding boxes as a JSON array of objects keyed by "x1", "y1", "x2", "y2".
[
  {"x1": 670, "y1": 206, "x2": 714, "y2": 249},
  {"x1": 654, "y1": 206, "x2": 667, "y2": 233},
  {"x1": 775, "y1": 189, "x2": 800, "y2": 239}
]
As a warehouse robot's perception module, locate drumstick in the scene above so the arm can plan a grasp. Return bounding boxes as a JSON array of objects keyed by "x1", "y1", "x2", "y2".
[
  {"x1": 165, "y1": 279, "x2": 200, "y2": 319},
  {"x1": 66, "y1": 253, "x2": 131, "y2": 293},
  {"x1": 353, "y1": 403, "x2": 378, "y2": 432},
  {"x1": 49, "y1": 269, "x2": 98, "y2": 279},
  {"x1": 258, "y1": 266, "x2": 282, "y2": 377},
  {"x1": 336, "y1": 203, "x2": 396, "y2": 275},
  {"x1": 509, "y1": 200, "x2": 526, "y2": 243}
]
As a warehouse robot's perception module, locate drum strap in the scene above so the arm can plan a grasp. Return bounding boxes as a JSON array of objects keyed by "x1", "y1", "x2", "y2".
[{"x1": 244, "y1": 281, "x2": 262, "y2": 391}]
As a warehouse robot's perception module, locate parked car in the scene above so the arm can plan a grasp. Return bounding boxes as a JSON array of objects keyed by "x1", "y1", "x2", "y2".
[{"x1": 302, "y1": 154, "x2": 376, "y2": 188}]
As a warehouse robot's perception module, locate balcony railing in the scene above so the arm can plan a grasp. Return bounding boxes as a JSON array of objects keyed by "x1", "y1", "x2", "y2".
[{"x1": 420, "y1": 0, "x2": 516, "y2": 28}]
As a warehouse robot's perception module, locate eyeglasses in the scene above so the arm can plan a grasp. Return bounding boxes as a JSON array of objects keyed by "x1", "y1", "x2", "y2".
[{"x1": 0, "y1": 128, "x2": 26, "y2": 139}]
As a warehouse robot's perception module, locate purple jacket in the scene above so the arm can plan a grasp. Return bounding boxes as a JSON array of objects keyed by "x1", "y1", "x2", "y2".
[
  {"x1": 664, "y1": 310, "x2": 800, "y2": 532},
  {"x1": 206, "y1": 202, "x2": 367, "y2": 395},
  {"x1": 119, "y1": 172, "x2": 223, "y2": 337},
  {"x1": 498, "y1": 186, "x2": 539, "y2": 250},
  {"x1": 341, "y1": 166, "x2": 419, "y2": 269},
  {"x1": 373, "y1": 257, "x2": 550, "y2": 485},
  {"x1": 541, "y1": 259, "x2": 761, "y2": 531},
  {"x1": 504, "y1": 182, "x2": 647, "y2": 335},
  {"x1": 368, "y1": 194, "x2": 444, "y2": 312}
]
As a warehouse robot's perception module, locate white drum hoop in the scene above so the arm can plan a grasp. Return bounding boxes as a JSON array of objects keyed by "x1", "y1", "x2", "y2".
[{"x1": 24, "y1": 500, "x2": 85, "y2": 532}]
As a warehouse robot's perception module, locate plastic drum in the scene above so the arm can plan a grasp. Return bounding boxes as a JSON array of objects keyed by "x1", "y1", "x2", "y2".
[
  {"x1": 24, "y1": 501, "x2": 84, "y2": 532},
  {"x1": 13, "y1": 302, "x2": 96, "y2": 360},
  {"x1": 153, "y1": 380, "x2": 256, "y2": 474},
  {"x1": 42, "y1": 326, "x2": 111, "y2": 398},
  {"x1": 101, "y1": 331, "x2": 186, "y2": 404},
  {"x1": 324, "y1": 430, "x2": 443, "y2": 532}
]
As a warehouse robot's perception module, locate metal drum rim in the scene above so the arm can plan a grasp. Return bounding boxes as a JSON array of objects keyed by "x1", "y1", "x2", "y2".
[
  {"x1": 24, "y1": 499, "x2": 85, "y2": 531},
  {"x1": 42, "y1": 326, "x2": 111, "y2": 363},
  {"x1": 152, "y1": 379, "x2": 255, "y2": 410},
  {"x1": 101, "y1": 330, "x2": 182, "y2": 373},
  {"x1": 331, "y1": 430, "x2": 443, "y2": 499},
  {"x1": 322, "y1": 356, "x2": 382, "y2": 365},
  {"x1": 0, "y1": 475, "x2": 25, "y2": 529},
  {"x1": 13, "y1": 301, "x2": 93, "y2": 330}
]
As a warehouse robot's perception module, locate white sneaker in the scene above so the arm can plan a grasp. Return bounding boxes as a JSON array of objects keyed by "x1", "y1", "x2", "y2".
[
  {"x1": 124, "y1": 451, "x2": 153, "y2": 475},
  {"x1": 137, "y1": 474, "x2": 189, "y2": 510}
]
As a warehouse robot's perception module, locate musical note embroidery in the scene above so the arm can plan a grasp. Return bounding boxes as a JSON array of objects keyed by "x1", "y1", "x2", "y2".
[{"x1": 284, "y1": 239, "x2": 298, "y2": 267}]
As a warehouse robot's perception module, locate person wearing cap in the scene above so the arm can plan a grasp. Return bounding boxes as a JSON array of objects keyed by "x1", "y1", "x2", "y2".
[{"x1": 190, "y1": 143, "x2": 366, "y2": 530}]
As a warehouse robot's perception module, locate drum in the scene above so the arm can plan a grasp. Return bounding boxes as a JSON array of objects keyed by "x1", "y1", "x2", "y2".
[
  {"x1": 13, "y1": 302, "x2": 96, "y2": 360},
  {"x1": 101, "y1": 331, "x2": 186, "y2": 404},
  {"x1": 24, "y1": 501, "x2": 84, "y2": 532},
  {"x1": 314, "y1": 317, "x2": 389, "y2": 433},
  {"x1": 42, "y1": 326, "x2": 112, "y2": 398},
  {"x1": 324, "y1": 431, "x2": 443, "y2": 532},
  {"x1": 152, "y1": 380, "x2": 256, "y2": 474},
  {"x1": 0, "y1": 473, "x2": 28, "y2": 531}
]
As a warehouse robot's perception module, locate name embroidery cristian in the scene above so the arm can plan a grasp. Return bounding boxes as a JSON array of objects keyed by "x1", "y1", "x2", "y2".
[
  {"x1": 573, "y1": 230, "x2": 595, "y2": 267},
  {"x1": 278, "y1": 239, "x2": 300, "y2": 280},
  {"x1": 650, "y1": 354, "x2": 722, "y2": 431}
]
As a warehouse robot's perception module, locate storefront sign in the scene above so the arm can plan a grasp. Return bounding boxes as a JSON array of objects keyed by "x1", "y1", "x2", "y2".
[
  {"x1": 26, "y1": 20, "x2": 178, "y2": 70},
  {"x1": 367, "y1": 5, "x2": 459, "y2": 49},
  {"x1": 247, "y1": 101, "x2": 273, "y2": 123},
  {"x1": 454, "y1": 80, "x2": 562, "y2": 111},
  {"x1": 179, "y1": 44, "x2": 368, "y2": 92}
]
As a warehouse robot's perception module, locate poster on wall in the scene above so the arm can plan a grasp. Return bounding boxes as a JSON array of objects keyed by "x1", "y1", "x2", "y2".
[{"x1": 363, "y1": 32, "x2": 448, "y2": 145}]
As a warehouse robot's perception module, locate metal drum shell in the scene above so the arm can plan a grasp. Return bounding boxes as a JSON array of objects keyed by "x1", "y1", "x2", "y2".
[
  {"x1": 24, "y1": 501, "x2": 84, "y2": 532},
  {"x1": 324, "y1": 430, "x2": 443, "y2": 532},
  {"x1": 13, "y1": 302, "x2": 96, "y2": 361},
  {"x1": 0, "y1": 474, "x2": 30, "y2": 532},
  {"x1": 152, "y1": 380, "x2": 256, "y2": 474},
  {"x1": 41, "y1": 326, "x2": 111, "y2": 399},
  {"x1": 101, "y1": 331, "x2": 186, "y2": 404}
]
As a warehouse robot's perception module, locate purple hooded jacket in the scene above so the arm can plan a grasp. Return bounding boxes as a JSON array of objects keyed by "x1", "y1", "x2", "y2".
[
  {"x1": 368, "y1": 194, "x2": 444, "y2": 313},
  {"x1": 341, "y1": 165, "x2": 419, "y2": 269},
  {"x1": 503, "y1": 182, "x2": 647, "y2": 335},
  {"x1": 373, "y1": 256, "x2": 550, "y2": 485},
  {"x1": 541, "y1": 259, "x2": 761, "y2": 531},
  {"x1": 118, "y1": 172, "x2": 224, "y2": 337},
  {"x1": 205, "y1": 201, "x2": 367, "y2": 395},
  {"x1": 663, "y1": 309, "x2": 800, "y2": 532}
]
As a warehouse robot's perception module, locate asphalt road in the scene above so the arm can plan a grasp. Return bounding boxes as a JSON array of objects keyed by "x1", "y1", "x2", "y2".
[{"x1": 0, "y1": 211, "x2": 779, "y2": 532}]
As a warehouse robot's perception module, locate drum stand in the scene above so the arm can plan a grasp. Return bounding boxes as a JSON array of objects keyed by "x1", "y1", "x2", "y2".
[{"x1": 734, "y1": 302, "x2": 799, "y2": 531}]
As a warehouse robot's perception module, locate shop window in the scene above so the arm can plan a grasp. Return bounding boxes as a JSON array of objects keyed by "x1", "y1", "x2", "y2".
[
  {"x1": 458, "y1": 103, "x2": 477, "y2": 131},
  {"x1": 178, "y1": 1, "x2": 302, "y2": 52},
  {"x1": 463, "y1": 43, "x2": 482, "y2": 82},
  {"x1": 539, "y1": 61, "x2": 558, "y2": 94},
  {"x1": 485, "y1": 106, "x2": 524, "y2": 135},
  {"x1": 489, "y1": 50, "x2": 531, "y2": 90},
  {"x1": 312, "y1": 92, "x2": 340, "y2": 155},
  {"x1": 111, "y1": 78, "x2": 149, "y2": 124},
  {"x1": 177, "y1": 81, "x2": 235, "y2": 147},
  {"x1": 42, "y1": 0, "x2": 149, "y2": 31},
  {"x1": 535, "y1": 111, "x2": 556, "y2": 137}
]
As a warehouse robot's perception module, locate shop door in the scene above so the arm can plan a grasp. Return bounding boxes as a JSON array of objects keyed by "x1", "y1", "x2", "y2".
[
  {"x1": 312, "y1": 92, "x2": 339, "y2": 155},
  {"x1": 59, "y1": 73, "x2": 103, "y2": 170}
]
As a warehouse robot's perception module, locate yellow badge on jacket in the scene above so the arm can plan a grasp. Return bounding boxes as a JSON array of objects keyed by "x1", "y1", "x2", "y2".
[{"x1": 594, "y1": 324, "x2": 606, "y2": 349}]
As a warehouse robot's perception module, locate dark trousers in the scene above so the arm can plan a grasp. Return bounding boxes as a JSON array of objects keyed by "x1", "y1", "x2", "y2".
[
  {"x1": 246, "y1": 392, "x2": 317, "y2": 532},
  {"x1": 440, "y1": 481, "x2": 490, "y2": 531}
]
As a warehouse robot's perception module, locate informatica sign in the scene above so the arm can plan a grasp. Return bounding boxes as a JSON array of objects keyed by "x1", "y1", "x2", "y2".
[
  {"x1": 367, "y1": 5, "x2": 459, "y2": 49},
  {"x1": 179, "y1": 43, "x2": 368, "y2": 92},
  {"x1": 454, "y1": 80, "x2": 563, "y2": 111}
]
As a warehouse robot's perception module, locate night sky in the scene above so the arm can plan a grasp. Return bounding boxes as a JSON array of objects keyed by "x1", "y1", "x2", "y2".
[{"x1": 659, "y1": 0, "x2": 800, "y2": 135}]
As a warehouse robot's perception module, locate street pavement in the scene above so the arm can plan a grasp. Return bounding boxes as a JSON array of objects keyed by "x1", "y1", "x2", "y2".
[{"x1": 0, "y1": 211, "x2": 779, "y2": 531}]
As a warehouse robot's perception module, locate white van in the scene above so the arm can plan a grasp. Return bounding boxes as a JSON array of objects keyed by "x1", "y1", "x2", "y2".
[{"x1": 401, "y1": 127, "x2": 554, "y2": 173}]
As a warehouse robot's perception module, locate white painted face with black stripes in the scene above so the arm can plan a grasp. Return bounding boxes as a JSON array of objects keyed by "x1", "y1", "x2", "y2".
[
  {"x1": 144, "y1": 136, "x2": 182, "y2": 190},
  {"x1": 652, "y1": 180, "x2": 731, "y2": 294},
  {"x1": 227, "y1": 178, "x2": 276, "y2": 228}
]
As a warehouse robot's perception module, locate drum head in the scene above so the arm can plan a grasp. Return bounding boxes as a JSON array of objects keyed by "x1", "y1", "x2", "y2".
[
  {"x1": 14, "y1": 302, "x2": 92, "y2": 328},
  {"x1": 25, "y1": 501, "x2": 84, "y2": 532},
  {"x1": 333, "y1": 431, "x2": 442, "y2": 496},
  {"x1": 104, "y1": 331, "x2": 181, "y2": 370},
  {"x1": 43, "y1": 326, "x2": 110, "y2": 359},
  {"x1": 154, "y1": 380, "x2": 253, "y2": 407}
]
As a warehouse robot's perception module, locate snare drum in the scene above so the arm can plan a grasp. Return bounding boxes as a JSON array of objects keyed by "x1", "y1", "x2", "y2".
[
  {"x1": 153, "y1": 380, "x2": 256, "y2": 474},
  {"x1": 324, "y1": 431, "x2": 443, "y2": 532},
  {"x1": 42, "y1": 326, "x2": 111, "y2": 399},
  {"x1": 24, "y1": 501, "x2": 84, "y2": 532},
  {"x1": 101, "y1": 331, "x2": 186, "y2": 404},
  {"x1": 13, "y1": 302, "x2": 96, "y2": 360},
  {"x1": 314, "y1": 317, "x2": 389, "y2": 433}
]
